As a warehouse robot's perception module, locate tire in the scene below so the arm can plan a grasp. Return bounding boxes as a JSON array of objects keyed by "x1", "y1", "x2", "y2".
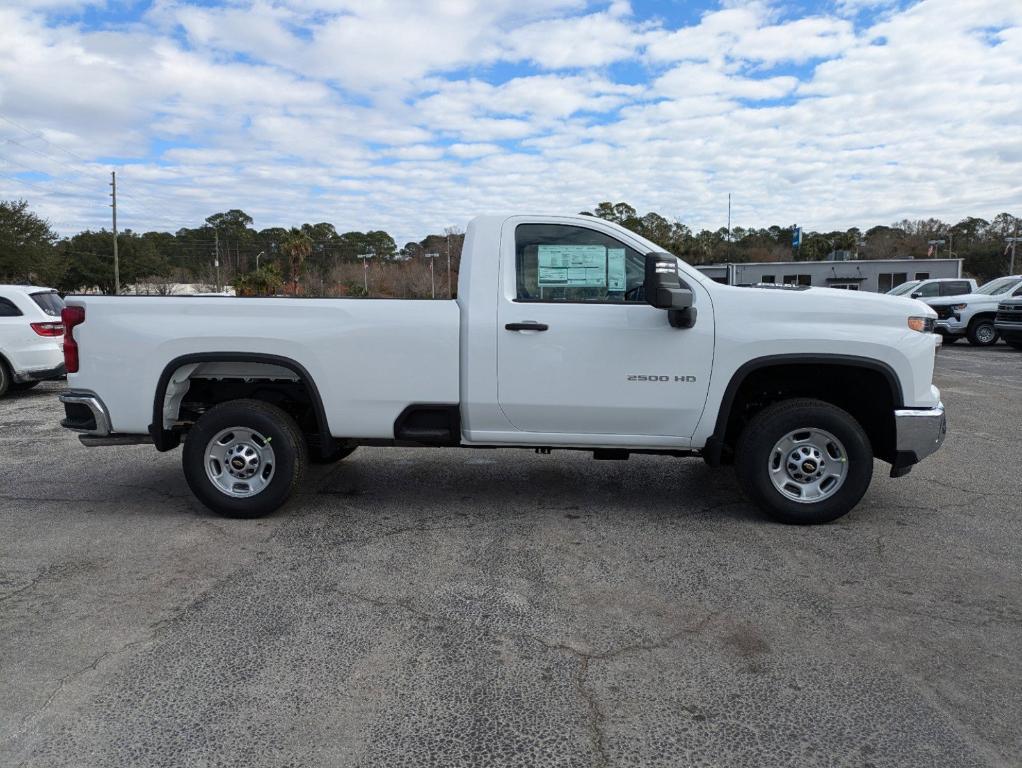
[
  {"x1": 966, "y1": 318, "x2": 998, "y2": 346},
  {"x1": 9, "y1": 381, "x2": 40, "y2": 392},
  {"x1": 735, "y1": 398, "x2": 873, "y2": 525},
  {"x1": 310, "y1": 439, "x2": 358, "y2": 464},
  {"x1": 0, "y1": 360, "x2": 9, "y2": 398},
  {"x1": 183, "y1": 399, "x2": 307, "y2": 518}
]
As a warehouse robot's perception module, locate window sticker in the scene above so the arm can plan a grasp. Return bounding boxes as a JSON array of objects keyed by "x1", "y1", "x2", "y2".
[
  {"x1": 607, "y1": 248, "x2": 626, "y2": 291},
  {"x1": 537, "y1": 244, "x2": 607, "y2": 287}
]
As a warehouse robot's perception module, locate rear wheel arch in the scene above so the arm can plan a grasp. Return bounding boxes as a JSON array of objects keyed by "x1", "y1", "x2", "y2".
[
  {"x1": 705, "y1": 355, "x2": 902, "y2": 466},
  {"x1": 150, "y1": 352, "x2": 334, "y2": 457}
]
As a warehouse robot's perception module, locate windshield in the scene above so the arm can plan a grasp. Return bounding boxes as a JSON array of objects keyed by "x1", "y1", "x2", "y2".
[
  {"x1": 30, "y1": 291, "x2": 64, "y2": 317},
  {"x1": 975, "y1": 277, "x2": 1022, "y2": 296},
  {"x1": 887, "y1": 280, "x2": 920, "y2": 296}
]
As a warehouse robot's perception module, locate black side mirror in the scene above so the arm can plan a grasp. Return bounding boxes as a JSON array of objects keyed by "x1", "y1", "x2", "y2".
[
  {"x1": 910, "y1": 292, "x2": 921, "y2": 299},
  {"x1": 644, "y1": 253, "x2": 696, "y2": 328}
]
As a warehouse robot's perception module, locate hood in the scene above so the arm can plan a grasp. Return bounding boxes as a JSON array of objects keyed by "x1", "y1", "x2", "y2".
[
  {"x1": 926, "y1": 292, "x2": 1002, "y2": 307},
  {"x1": 739, "y1": 284, "x2": 935, "y2": 316}
]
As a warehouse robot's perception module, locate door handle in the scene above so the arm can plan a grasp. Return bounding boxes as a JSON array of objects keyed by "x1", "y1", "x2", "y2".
[{"x1": 505, "y1": 322, "x2": 549, "y2": 332}]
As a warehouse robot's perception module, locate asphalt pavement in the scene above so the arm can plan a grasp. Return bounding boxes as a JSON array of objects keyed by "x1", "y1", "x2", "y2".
[{"x1": 1, "y1": 344, "x2": 1020, "y2": 767}]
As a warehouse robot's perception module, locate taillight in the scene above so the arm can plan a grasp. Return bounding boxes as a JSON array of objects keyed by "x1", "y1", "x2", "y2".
[
  {"x1": 61, "y1": 306, "x2": 85, "y2": 373},
  {"x1": 31, "y1": 321, "x2": 64, "y2": 337}
]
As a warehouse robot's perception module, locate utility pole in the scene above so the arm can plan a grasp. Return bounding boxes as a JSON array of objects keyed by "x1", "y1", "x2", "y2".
[
  {"x1": 1007, "y1": 220, "x2": 1020, "y2": 275},
  {"x1": 358, "y1": 253, "x2": 373, "y2": 294},
  {"x1": 425, "y1": 252, "x2": 439, "y2": 299},
  {"x1": 214, "y1": 228, "x2": 221, "y2": 293},
  {"x1": 446, "y1": 232, "x2": 452, "y2": 298},
  {"x1": 727, "y1": 193, "x2": 732, "y2": 262},
  {"x1": 110, "y1": 171, "x2": 119, "y2": 295}
]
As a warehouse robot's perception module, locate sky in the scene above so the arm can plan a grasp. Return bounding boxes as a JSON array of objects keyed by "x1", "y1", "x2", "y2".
[{"x1": 0, "y1": 0, "x2": 1020, "y2": 243}]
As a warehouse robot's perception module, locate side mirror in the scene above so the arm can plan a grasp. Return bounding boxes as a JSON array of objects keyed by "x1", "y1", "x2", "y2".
[
  {"x1": 644, "y1": 253, "x2": 696, "y2": 328},
  {"x1": 910, "y1": 292, "x2": 921, "y2": 299}
]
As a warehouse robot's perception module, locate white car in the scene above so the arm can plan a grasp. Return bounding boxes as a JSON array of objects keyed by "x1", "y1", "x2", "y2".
[
  {"x1": 57, "y1": 214, "x2": 945, "y2": 525},
  {"x1": 927, "y1": 275, "x2": 1022, "y2": 346},
  {"x1": 0, "y1": 285, "x2": 66, "y2": 396},
  {"x1": 886, "y1": 277, "x2": 977, "y2": 299}
]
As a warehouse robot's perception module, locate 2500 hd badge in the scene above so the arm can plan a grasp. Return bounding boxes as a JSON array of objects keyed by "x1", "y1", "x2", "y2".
[{"x1": 627, "y1": 374, "x2": 698, "y2": 382}]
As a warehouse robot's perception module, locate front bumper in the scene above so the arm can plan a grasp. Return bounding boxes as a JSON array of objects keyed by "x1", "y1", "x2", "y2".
[
  {"x1": 934, "y1": 318, "x2": 965, "y2": 336},
  {"x1": 890, "y1": 402, "x2": 946, "y2": 476},
  {"x1": 994, "y1": 320, "x2": 1022, "y2": 341}
]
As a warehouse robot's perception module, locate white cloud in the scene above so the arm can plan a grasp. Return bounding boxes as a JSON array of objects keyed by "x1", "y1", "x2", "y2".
[{"x1": 0, "y1": 0, "x2": 1019, "y2": 243}]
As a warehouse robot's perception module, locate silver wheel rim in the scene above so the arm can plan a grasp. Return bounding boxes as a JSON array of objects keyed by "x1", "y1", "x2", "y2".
[
  {"x1": 768, "y1": 427, "x2": 848, "y2": 504},
  {"x1": 204, "y1": 426, "x2": 276, "y2": 498},
  {"x1": 975, "y1": 324, "x2": 995, "y2": 343}
]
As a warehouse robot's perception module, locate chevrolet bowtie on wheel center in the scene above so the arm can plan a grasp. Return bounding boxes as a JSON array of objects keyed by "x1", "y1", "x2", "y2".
[{"x1": 58, "y1": 214, "x2": 946, "y2": 524}]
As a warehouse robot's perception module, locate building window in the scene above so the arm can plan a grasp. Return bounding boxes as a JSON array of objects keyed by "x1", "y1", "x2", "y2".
[
  {"x1": 760, "y1": 275, "x2": 775, "y2": 283},
  {"x1": 830, "y1": 283, "x2": 859, "y2": 290},
  {"x1": 878, "y1": 272, "x2": 909, "y2": 293},
  {"x1": 783, "y1": 274, "x2": 811, "y2": 286},
  {"x1": 915, "y1": 272, "x2": 930, "y2": 281}
]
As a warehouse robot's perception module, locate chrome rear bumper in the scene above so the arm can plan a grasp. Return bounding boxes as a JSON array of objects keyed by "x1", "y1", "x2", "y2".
[{"x1": 59, "y1": 391, "x2": 112, "y2": 436}]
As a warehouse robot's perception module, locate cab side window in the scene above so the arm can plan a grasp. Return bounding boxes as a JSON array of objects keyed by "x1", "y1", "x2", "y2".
[
  {"x1": 0, "y1": 298, "x2": 23, "y2": 317},
  {"x1": 939, "y1": 281, "x2": 969, "y2": 296},
  {"x1": 515, "y1": 224, "x2": 646, "y2": 303},
  {"x1": 915, "y1": 283, "x2": 939, "y2": 297}
]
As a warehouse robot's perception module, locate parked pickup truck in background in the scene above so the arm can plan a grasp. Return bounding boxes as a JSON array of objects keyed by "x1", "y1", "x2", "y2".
[
  {"x1": 927, "y1": 275, "x2": 1022, "y2": 346},
  {"x1": 58, "y1": 214, "x2": 947, "y2": 525},
  {"x1": 995, "y1": 297, "x2": 1022, "y2": 350}
]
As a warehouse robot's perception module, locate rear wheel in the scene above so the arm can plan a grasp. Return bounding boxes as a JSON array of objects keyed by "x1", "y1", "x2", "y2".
[
  {"x1": 967, "y1": 318, "x2": 998, "y2": 346},
  {"x1": 183, "y1": 399, "x2": 307, "y2": 518},
  {"x1": 0, "y1": 360, "x2": 9, "y2": 397},
  {"x1": 735, "y1": 399, "x2": 873, "y2": 525}
]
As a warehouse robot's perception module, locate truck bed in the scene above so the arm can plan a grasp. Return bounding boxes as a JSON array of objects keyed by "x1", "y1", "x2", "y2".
[{"x1": 67, "y1": 296, "x2": 461, "y2": 438}]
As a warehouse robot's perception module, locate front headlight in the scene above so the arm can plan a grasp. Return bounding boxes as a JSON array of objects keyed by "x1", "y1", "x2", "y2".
[
  {"x1": 908, "y1": 316, "x2": 935, "y2": 333},
  {"x1": 949, "y1": 303, "x2": 967, "y2": 311}
]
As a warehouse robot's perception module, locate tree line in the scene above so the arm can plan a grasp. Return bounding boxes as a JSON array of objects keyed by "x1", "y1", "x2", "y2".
[{"x1": 0, "y1": 199, "x2": 1017, "y2": 297}]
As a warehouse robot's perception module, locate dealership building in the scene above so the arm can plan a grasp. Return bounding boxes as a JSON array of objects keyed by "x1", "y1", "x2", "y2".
[{"x1": 696, "y1": 256, "x2": 963, "y2": 292}]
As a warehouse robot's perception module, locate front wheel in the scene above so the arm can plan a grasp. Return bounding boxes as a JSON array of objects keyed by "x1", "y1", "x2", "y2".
[
  {"x1": 183, "y1": 399, "x2": 307, "y2": 518},
  {"x1": 967, "y1": 318, "x2": 998, "y2": 346},
  {"x1": 735, "y1": 399, "x2": 873, "y2": 525}
]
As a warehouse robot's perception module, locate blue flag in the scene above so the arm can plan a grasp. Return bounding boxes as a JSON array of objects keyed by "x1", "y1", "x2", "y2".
[{"x1": 792, "y1": 225, "x2": 801, "y2": 249}]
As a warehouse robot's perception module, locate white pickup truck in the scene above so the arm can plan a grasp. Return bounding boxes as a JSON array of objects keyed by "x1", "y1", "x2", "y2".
[{"x1": 58, "y1": 214, "x2": 946, "y2": 524}]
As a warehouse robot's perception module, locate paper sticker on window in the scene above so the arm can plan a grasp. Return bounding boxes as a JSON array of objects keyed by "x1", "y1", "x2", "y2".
[
  {"x1": 607, "y1": 248, "x2": 626, "y2": 291},
  {"x1": 538, "y1": 244, "x2": 607, "y2": 287}
]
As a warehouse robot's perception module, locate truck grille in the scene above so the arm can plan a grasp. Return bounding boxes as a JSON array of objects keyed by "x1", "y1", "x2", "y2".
[
  {"x1": 996, "y1": 304, "x2": 1022, "y2": 323},
  {"x1": 934, "y1": 306, "x2": 956, "y2": 320}
]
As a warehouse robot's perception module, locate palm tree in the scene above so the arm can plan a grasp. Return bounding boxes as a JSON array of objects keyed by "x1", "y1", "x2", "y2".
[{"x1": 280, "y1": 228, "x2": 312, "y2": 295}]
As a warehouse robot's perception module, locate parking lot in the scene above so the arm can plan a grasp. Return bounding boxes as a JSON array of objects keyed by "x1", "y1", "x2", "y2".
[{"x1": 1, "y1": 345, "x2": 1020, "y2": 768}]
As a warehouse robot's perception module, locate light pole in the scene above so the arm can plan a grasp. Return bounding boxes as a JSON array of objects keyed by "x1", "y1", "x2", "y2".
[
  {"x1": 425, "y1": 252, "x2": 439, "y2": 299},
  {"x1": 1006, "y1": 237, "x2": 1021, "y2": 275},
  {"x1": 255, "y1": 251, "x2": 265, "y2": 271},
  {"x1": 357, "y1": 252, "x2": 373, "y2": 295}
]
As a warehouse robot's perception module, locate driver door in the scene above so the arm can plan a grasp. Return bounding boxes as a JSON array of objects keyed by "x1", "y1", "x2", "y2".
[{"x1": 495, "y1": 221, "x2": 714, "y2": 440}]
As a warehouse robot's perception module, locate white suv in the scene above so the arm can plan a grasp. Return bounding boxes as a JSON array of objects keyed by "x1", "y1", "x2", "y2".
[{"x1": 0, "y1": 285, "x2": 66, "y2": 396}]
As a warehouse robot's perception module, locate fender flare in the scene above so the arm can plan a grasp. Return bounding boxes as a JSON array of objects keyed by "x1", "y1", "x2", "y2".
[
  {"x1": 149, "y1": 352, "x2": 332, "y2": 455},
  {"x1": 702, "y1": 353, "x2": 904, "y2": 466}
]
